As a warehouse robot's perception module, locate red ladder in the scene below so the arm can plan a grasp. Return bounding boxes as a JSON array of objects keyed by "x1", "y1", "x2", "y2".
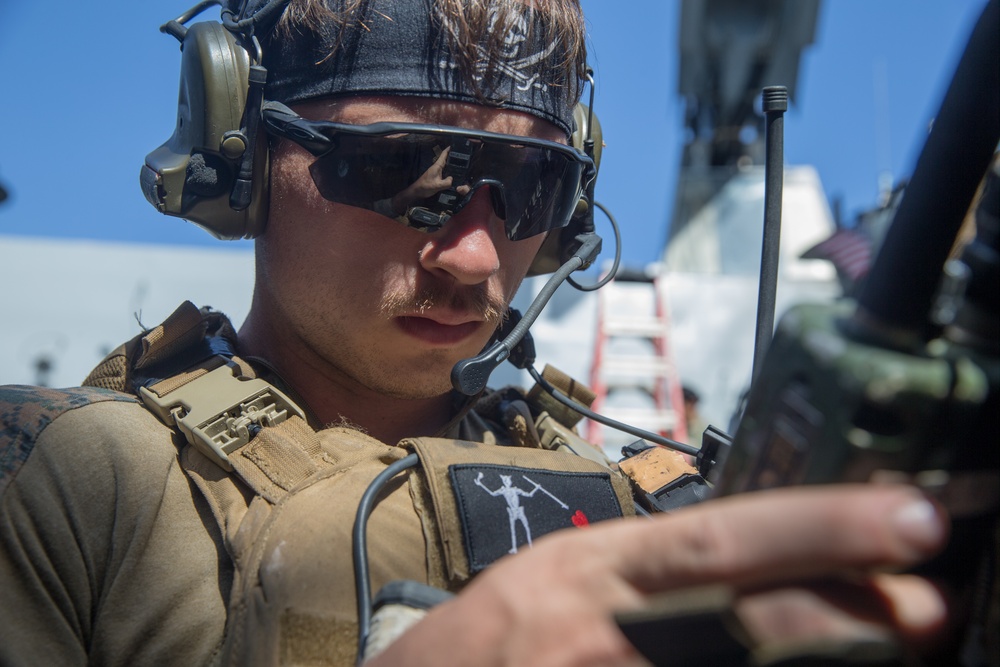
[{"x1": 587, "y1": 269, "x2": 688, "y2": 450}]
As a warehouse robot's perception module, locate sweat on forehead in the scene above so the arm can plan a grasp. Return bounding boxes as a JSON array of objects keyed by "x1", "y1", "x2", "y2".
[{"x1": 253, "y1": 0, "x2": 585, "y2": 137}]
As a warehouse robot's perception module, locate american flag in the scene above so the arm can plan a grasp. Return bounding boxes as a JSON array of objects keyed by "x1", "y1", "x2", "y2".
[{"x1": 801, "y1": 227, "x2": 872, "y2": 283}]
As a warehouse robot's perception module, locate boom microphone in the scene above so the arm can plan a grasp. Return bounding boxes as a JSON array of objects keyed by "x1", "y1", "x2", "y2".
[{"x1": 451, "y1": 233, "x2": 602, "y2": 395}]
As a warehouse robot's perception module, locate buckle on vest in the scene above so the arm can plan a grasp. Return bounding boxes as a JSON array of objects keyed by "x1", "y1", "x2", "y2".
[{"x1": 140, "y1": 363, "x2": 306, "y2": 471}]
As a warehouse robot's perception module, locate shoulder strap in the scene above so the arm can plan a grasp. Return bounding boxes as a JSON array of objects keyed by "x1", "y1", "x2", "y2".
[
  {"x1": 83, "y1": 301, "x2": 318, "y2": 484},
  {"x1": 139, "y1": 358, "x2": 306, "y2": 473},
  {"x1": 85, "y1": 303, "x2": 344, "y2": 576}
]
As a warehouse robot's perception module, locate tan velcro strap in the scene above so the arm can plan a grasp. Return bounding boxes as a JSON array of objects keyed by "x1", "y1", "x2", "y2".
[
  {"x1": 133, "y1": 301, "x2": 208, "y2": 370},
  {"x1": 143, "y1": 354, "x2": 258, "y2": 400},
  {"x1": 229, "y1": 416, "x2": 329, "y2": 504},
  {"x1": 146, "y1": 355, "x2": 229, "y2": 398},
  {"x1": 83, "y1": 301, "x2": 224, "y2": 392}
]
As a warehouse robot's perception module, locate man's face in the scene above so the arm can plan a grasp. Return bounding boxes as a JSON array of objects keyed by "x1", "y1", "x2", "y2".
[{"x1": 258, "y1": 96, "x2": 560, "y2": 400}]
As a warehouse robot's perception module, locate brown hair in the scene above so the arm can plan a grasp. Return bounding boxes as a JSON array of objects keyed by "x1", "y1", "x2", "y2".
[{"x1": 274, "y1": 0, "x2": 588, "y2": 100}]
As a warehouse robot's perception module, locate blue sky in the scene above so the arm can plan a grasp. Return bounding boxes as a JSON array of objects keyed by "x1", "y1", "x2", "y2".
[{"x1": 0, "y1": 1, "x2": 988, "y2": 269}]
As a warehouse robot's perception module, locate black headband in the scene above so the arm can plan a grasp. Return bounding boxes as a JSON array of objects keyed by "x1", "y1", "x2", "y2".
[{"x1": 248, "y1": 0, "x2": 581, "y2": 136}]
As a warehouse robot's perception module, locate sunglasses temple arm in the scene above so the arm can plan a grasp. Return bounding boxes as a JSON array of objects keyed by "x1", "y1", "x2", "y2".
[
  {"x1": 451, "y1": 233, "x2": 602, "y2": 396},
  {"x1": 261, "y1": 101, "x2": 332, "y2": 155}
]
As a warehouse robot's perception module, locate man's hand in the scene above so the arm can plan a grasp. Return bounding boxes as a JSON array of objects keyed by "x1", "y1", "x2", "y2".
[
  {"x1": 370, "y1": 485, "x2": 950, "y2": 667},
  {"x1": 389, "y1": 148, "x2": 472, "y2": 215}
]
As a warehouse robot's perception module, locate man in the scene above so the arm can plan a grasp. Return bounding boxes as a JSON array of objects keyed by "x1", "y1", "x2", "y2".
[
  {"x1": 0, "y1": 1, "x2": 952, "y2": 665},
  {"x1": 681, "y1": 385, "x2": 707, "y2": 442}
]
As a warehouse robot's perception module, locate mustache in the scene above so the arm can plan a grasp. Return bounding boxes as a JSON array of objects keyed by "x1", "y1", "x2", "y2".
[{"x1": 380, "y1": 284, "x2": 507, "y2": 326}]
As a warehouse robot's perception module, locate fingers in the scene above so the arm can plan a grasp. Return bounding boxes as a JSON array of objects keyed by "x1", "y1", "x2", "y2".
[
  {"x1": 608, "y1": 486, "x2": 952, "y2": 662},
  {"x1": 735, "y1": 573, "x2": 949, "y2": 648},
  {"x1": 433, "y1": 146, "x2": 451, "y2": 170},
  {"x1": 604, "y1": 485, "x2": 949, "y2": 593},
  {"x1": 869, "y1": 573, "x2": 951, "y2": 647},
  {"x1": 377, "y1": 485, "x2": 951, "y2": 667}
]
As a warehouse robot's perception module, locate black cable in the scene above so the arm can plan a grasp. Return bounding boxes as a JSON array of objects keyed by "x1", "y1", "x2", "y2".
[
  {"x1": 568, "y1": 200, "x2": 621, "y2": 291},
  {"x1": 567, "y1": 70, "x2": 618, "y2": 292},
  {"x1": 353, "y1": 453, "x2": 420, "y2": 664},
  {"x1": 175, "y1": 0, "x2": 221, "y2": 25},
  {"x1": 511, "y1": 256, "x2": 584, "y2": 346},
  {"x1": 222, "y1": 0, "x2": 291, "y2": 33},
  {"x1": 526, "y1": 365, "x2": 699, "y2": 458},
  {"x1": 634, "y1": 503, "x2": 653, "y2": 518},
  {"x1": 161, "y1": 0, "x2": 221, "y2": 39}
]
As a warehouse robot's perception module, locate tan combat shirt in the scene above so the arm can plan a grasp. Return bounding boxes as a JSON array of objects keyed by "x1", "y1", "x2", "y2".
[{"x1": 0, "y1": 389, "x2": 231, "y2": 665}]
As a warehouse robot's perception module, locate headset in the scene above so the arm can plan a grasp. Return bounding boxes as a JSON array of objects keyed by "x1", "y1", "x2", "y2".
[{"x1": 141, "y1": 0, "x2": 604, "y2": 277}]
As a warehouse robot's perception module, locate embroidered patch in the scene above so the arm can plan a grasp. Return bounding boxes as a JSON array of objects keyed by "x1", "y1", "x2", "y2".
[
  {"x1": 450, "y1": 464, "x2": 624, "y2": 573},
  {"x1": 0, "y1": 385, "x2": 137, "y2": 495}
]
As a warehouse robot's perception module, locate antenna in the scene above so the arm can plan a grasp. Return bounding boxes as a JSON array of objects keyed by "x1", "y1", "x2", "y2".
[
  {"x1": 873, "y1": 56, "x2": 894, "y2": 205},
  {"x1": 750, "y1": 86, "x2": 788, "y2": 384}
]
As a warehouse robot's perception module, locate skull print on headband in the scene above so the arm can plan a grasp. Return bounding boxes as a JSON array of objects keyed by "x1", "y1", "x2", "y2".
[{"x1": 257, "y1": 0, "x2": 583, "y2": 137}]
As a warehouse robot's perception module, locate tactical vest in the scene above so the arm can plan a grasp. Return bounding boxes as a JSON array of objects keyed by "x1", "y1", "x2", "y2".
[
  {"x1": 81, "y1": 302, "x2": 981, "y2": 667},
  {"x1": 84, "y1": 302, "x2": 635, "y2": 666}
]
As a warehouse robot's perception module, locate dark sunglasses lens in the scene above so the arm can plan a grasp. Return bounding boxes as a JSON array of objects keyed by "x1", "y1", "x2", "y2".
[
  {"x1": 486, "y1": 145, "x2": 584, "y2": 241},
  {"x1": 308, "y1": 135, "x2": 440, "y2": 209},
  {"x1": 307, "y1": 132, "x2": 584, "y2": 240}
]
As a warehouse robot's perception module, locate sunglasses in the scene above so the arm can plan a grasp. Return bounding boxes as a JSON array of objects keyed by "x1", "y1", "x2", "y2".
[{"x1": 262, "y1": 103, "x2": 596, "y2": 241}]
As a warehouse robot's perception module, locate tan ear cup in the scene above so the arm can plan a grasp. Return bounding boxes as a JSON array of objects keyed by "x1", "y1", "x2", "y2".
[
  {"x1": 571, "y1": 103, "x2": 602, "y2": 170},
  {"x1": 141, "y1": 21, "x2": 269, "y2": 240}
]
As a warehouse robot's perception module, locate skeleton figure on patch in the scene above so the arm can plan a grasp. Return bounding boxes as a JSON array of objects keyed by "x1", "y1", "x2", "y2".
[{"x1": 474, "y1": 471, "x2": 568, "y2": 553}]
